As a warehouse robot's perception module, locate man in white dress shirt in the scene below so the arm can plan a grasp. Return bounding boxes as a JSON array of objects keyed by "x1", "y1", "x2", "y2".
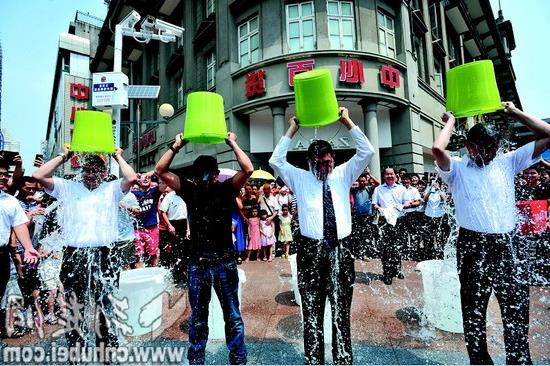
[
  {"x1": 433, "y1": 102, "x2": 550, "y2": 365},
  {"x1": 269, "y1": 107, "x2": 374, "y2": 365}
]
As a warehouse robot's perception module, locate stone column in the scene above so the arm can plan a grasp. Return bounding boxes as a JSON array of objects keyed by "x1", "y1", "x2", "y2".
[
  {"x1": 361, "y1": 101, "x2": 380, "y2": 180},
  {"x1": 271, "y1": 103, "x2": 287, "y2": 149}
]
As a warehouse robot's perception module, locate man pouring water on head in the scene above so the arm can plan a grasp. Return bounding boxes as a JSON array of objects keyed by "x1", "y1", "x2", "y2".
[{"x1": 432, "y1": 102, "x2": 550, "y2": 365}]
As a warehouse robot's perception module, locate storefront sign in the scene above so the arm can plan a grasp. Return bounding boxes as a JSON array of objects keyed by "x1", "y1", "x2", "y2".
[
  {"x1": 339, "y1": 59, "x2": 364, "y2": 84},
  {"x1": 245, "y1": 69, "x2": 266, "y2": 98},
  {"x1": 70, "y1": 83, "x2": 90, "y2": 100},
  {"x1": 287, "y1": 59, "x2": 315, "y2": 87},
  {"x1": 133, "y1": 129, "x2": 156, "y2": 153},
  {"x1": 293, "y1": 136, "x2": 352, "y2": 150},
  {"x1": 380, "y1": 65, "x2": 400, "y2": 89}
]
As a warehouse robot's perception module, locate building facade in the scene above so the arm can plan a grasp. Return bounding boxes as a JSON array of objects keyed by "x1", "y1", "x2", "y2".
[
  {"x1": 90, "y1": 0, "x2": 519, "y2": 178},
  {"x1": 45, "y1": 12, "x2": 103, "y2": 176}
]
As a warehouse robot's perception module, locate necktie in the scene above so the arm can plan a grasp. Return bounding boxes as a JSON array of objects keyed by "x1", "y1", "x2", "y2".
[{"x1": 323, "y1": 180, "x2": 338, "y2": 250}]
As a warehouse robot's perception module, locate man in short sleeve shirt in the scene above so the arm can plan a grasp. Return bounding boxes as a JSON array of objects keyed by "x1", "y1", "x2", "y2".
[
  {"x1": 33, "y1": 148, "x2": 137, "y2": 350},
  {"x1": 432, "y1": 102, "x2": 550, "y2": 364},
  {"x1": 156, "y1": 132, "x2": 253, "y2": 365}
]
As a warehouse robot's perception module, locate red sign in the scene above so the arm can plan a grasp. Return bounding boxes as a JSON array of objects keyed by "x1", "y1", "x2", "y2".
[
  {"x1": 70, "y1": 83, "x2": 90, "y2": 100},
  {"x1": 380, "y1": 65, "x2": 400, "y2": 89},
  {"x1": 245, "y1": 69, "x2": 266, "y2": 98},
  {"x1": 339, "y1": 59, "x2": 364, "y2": 84},
  {"x1": 133, "y1": 129, "x2": 157, "y2": 153},
  {"x1": 70, "y1": 106, "x2": 87, "y2": 122},
  {"x1": 287, "y1": 59, "x2": 315, "y2": 87}
]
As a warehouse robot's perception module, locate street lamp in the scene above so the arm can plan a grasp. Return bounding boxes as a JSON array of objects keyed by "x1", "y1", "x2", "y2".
[{"x1": 122, "y1": 103, "x2": 174, "y2": 171}]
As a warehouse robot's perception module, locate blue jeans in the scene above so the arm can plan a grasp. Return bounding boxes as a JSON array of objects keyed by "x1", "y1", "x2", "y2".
[{"x1": 187, "y1": 259, "x2": 247, "y2": 365}]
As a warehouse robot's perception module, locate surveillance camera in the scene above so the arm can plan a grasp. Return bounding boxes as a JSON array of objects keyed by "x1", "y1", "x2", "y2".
[
  {"x1": 154, "y1": 19, "x2": 184, "y2": 37},
  {"x1": 140, "y1": 15, "x2": 157, "y2": 32},
  {"x1": 119, "y1": 10, "x2": 141, "y2": 29}
]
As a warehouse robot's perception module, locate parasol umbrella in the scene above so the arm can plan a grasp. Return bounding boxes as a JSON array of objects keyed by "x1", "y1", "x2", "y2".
[
  {"x1": 250, "y1": 168, "x2": 275, "y2": 181},
  {"x1": 218, "y1": 168, "x2": 238, "y2": 182}
]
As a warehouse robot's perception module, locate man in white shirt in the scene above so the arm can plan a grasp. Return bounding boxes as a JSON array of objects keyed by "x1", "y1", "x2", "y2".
[
  {"x1": 269, "y1": 107, "x2": 374, "y2": 365},
  {"x1": 432, "y1": 102, "x2": 550, "y2": 365},
  {"x1": 372, "y1": 167, "x2": 413, "y2": 285},
  {"x1": 0, "y1": 160, "x2": 39, "y2": 336},
  {"x1": 32, "y1": 147, "x2": 137, "y2": 350}
]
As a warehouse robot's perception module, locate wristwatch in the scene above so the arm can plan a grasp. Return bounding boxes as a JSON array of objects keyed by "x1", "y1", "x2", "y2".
[{"x1": 57, "y1": 153, "x2": 68, "y2": 163}]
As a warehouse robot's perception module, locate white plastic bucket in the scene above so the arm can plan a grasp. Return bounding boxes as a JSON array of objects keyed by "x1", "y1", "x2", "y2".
[
  {"x1": 208, "y1": 268, "x2": 246, "y2": 339},
  {"x1": 289, "y1": 254, "x2": 332, "y2": 343},
  {"x1": 416, "y1": 259, "x2": 464, "y2": 333},
  {"x1": 117, "y1": 267, "x2": 168, "y2": 336}
]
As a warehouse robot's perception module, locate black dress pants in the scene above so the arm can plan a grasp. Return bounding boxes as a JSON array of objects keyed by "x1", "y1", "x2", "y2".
[
  {"x1": 456, "y1": 228, "x2": 532, "y2": 365},
  {"x1": 379, "y1": 217, "x2": 404, "y2": 279},
  {"x1": 296, "y1": 235, "x2": 355, "y2": 365},
  {"x1": 60, "y1": 246, "x2": 121, "y2": 349},
  {"x1": 0, "y1": 246, "x2": 11, "y2": 333}
]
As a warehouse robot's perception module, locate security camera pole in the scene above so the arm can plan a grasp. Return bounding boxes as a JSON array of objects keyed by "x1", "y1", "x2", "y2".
[{"x1": 97, "y1": 10, "x2": 183, "y2": 176}]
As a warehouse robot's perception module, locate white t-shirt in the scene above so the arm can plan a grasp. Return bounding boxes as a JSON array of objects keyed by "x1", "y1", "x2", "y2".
[
  {"x1": 46, "y1": 177, "x2": 125, "y2": 248},
  {"x1": 117, "y1": 192, "x2": 139, "y2": 242},
  {"x1": 159, "y1": 190, "x2": 188, "y2": 221},
  {"x1": 0, "y1": 191, "x2": 29, "y2": 246},
  {"x1": 259, "y1": 194, "x2": 280, "y2": 217},
  {"x1": 424, "y1": 190, "x2": 446, "y2": 218},
  {"x1": 402, "y1": 186, "x2": 421, "y2": 214},
  {"x1": 436, "y1": 141, "x2": 540, "y2": 233}
]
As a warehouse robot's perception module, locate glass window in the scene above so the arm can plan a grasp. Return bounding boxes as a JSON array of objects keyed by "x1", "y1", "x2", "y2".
[
  {"x1": 177, "y1": 77, "x2": 184, "y2": 109},
  {"x1": 206, "y1": 51, "x2": 216, "y2": 89},
  {"x1": 429, "y1": 3, "x2": 440, "y2": 39},
  {"x1": 377, "y1": 10, "x2": 396, "y2": 58},
  {"x1": 434, "y1": 58, "x2": 444, "y2": 96},
  {"x1": 327, "y1": 1, "x2": 355, "y2": 50},
  {"x1": 238, "y1": 16, "x2": 260, "y2": 67},
  {"x1": 286, "y1": 2, "x2": 316, "y2": 52},
  {"x1": 206, "y1": 0, "x2": 215, "y2": 17}
]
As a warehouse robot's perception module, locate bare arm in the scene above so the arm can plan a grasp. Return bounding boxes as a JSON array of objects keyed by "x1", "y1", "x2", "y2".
[
  {"x1": 432, "y1": 112, "x2": 456, "y2": 171},
  {"x1": 114, "y1": 147, "x2": 138, "y2": 193},
  {"x1": 504, "y1": 102, "x2": 550, "y2": 158},
  {"x1": 155, "y1": 134, "x2": 186, "y2": 192},
  {"x1": 226, "y1": 132, "x2": 254, "y2": 191},
  {"x1": 32, "y1": 146, "x2": 73, "y2": 191},
  {"x1": 12, "y1": 224, "x2": 39, "y2": 264}
]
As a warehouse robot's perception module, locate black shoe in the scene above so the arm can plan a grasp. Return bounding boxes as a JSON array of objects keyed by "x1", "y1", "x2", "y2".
[
  {"x1": 383, "y1": 275, "x2": 393, "y2": 285},
  {"x1": 397, "y1": 272, "x2": 405, "y2": 279}
]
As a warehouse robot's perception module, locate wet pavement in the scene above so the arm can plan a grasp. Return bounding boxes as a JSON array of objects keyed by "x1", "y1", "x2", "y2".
[{"x1": 2, "y1": 258, "x2": 549, "y2": 364}]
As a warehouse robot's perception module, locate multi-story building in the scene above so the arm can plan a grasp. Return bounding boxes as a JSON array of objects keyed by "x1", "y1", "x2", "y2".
[
  {"x1": 90, "y1": 0, "x2": 520, "y2": 178},
  {"x1": 45, "y1": 11, "x2": 103, "y2": 176}
]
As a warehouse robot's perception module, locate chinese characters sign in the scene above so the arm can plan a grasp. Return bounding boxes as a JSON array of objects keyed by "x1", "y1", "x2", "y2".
[
  {"x1": 380, "y1": 65, "x2": 400, "y2": 89},
  {"x1": 339, "y1": 59, "x2": 364, "y2": 84},
  {"x1": 245, "y1": 69, "x2": 266, "y2": 98},
  {"x1": 69, "y1": 83, "x2": 89, "y2": 122},
  {"x1": 287, "y1": 59, "x2": 315, "y2": 86}
]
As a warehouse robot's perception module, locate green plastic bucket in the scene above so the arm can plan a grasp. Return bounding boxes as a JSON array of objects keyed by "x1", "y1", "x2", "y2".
[
  {"x1": 446, "y1": 60, "x2": 503, "y2": 118},
  {"x1": 70, "y1": 110, "x2": 115, "y2": 153},
  {"x1": 294, "y1": 69, "x2": 339, "y2": 128},
  {"x1": 183, "y1": 92, "x2": 228, "y2": 144}
]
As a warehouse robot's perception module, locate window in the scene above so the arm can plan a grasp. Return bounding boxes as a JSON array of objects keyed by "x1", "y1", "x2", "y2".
[
  {"x1": 377, "y1": 10, "x2": 396, "y2": 58},
  {"x1": 177, "y1": 76, "x2": 184, "y2": 109},
  {"x1": 206, "y1": 0, "x2": 215, "y2": 17},
  {"x1": 206, "y1": 51, "x2": 216, "y2": 89},
  {"x1": 238, "y1": 16, "x2": 260, "y2": 67},
  {"x1": 414, "y1": 33, "x2": 428, "y2": 82},
  {"x1": 286, "y1": 2, "x2": 316, "y2": 52},
  {"x1": 434, "y1": 58, "x2": 444, "y2": 96},
  {"x1": 327, "y1": 1, "x2": 355, "y2": 50},
  {"x1": 429, "y1": 3, "x2": 440, "y2": 39}
]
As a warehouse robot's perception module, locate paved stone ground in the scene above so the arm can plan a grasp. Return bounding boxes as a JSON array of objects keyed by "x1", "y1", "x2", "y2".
[{"x1": 2, "y1": 258, "x2": 549, "y2": 364}]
